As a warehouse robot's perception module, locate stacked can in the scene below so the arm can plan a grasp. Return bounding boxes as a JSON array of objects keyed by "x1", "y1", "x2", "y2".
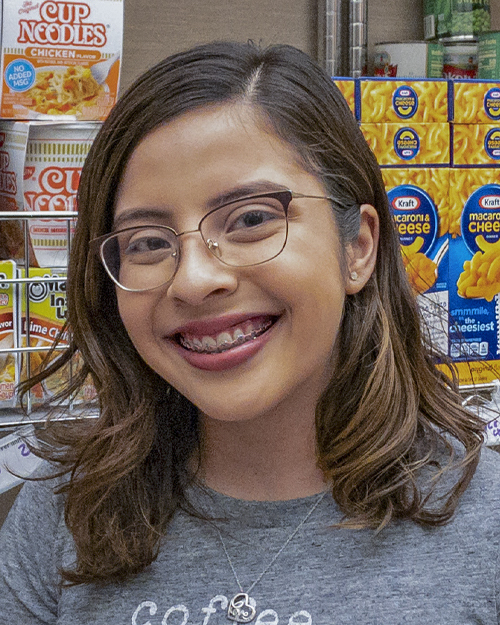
[{"x1": 424, "y1": 0, "x2": 492, "y2": 80}]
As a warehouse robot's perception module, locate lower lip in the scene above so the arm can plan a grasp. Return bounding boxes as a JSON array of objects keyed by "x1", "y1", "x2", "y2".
[{"x1": 171, "y1": 319, "x2": 278, "y2": 371}]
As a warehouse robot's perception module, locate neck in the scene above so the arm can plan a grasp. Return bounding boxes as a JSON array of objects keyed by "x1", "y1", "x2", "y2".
[{"x1": 198, "y1": 404, "x2": 327, "y2": 501}]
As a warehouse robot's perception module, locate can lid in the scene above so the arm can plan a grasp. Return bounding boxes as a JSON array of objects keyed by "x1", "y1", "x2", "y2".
[
  {"x1": 439, "y1": 36, "x2": 478, "y2": 44},
  {"x1": 374, "y1": 40, "x2": 435, "y2": 46}
]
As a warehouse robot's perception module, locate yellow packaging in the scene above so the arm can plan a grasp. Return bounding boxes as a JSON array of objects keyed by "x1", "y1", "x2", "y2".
[
  {"x1": 0, "y1": 260, "x2": 17, "y2": 406},
  {"x1": 333, "y1": 78, "x2": 357, "y2": 117},
  {"x1": 19, "y1": 266, "x2": 95, "y2": 405},
  {"x1": 448, "y1": 168, "x2": 500, "y2": 385},
  {"x1": 359, "y1": 79, "x2": 449, "y2": 123},
  {"x1": 452, "y1": 80, "x2": 500, "y2": 124},
  {"x1": 382, "y1": 168, "x2": 449, "y2": 354},
  {"x1": 0, "y1": 0, "x2": 123, "y2": 120},
  {"x1": 361, "y1": 123, "x2": 450, "y2": 166},
  {"x1": 453, "y1": 124, "x2": 500, "y2": 166},
  {"x1": 20, "y1": 266, "x2": 67, "y2": 404}
]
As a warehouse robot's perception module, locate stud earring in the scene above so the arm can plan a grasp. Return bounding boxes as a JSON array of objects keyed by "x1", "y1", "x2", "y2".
[{"x1": 350, "y1": 271, "x2": 358, "y2": 281}]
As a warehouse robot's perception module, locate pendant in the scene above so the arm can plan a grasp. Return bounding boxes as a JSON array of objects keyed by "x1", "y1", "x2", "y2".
[{"x1": 227, "y1": 593, "x2": 257, "y2": 623}]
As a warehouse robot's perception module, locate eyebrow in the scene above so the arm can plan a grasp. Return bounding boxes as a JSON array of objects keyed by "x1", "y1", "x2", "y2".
[{"x1": 112, "y1": 180, "x2": 288, "y2": 231}]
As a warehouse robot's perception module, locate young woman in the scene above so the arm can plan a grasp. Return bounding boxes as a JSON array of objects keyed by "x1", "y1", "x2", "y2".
[{"x1": 1, "y1": 41, "x2": 498, "y2": 624}]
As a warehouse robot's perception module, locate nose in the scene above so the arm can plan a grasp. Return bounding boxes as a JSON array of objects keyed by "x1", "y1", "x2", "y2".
[{"x1": 166, "y1": 231, "x2": 238, "y2": 306}]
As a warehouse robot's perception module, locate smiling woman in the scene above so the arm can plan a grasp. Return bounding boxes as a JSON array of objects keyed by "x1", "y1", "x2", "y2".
[{"x1": 0, "y1": 41, "x2": 499, "y2": 625}]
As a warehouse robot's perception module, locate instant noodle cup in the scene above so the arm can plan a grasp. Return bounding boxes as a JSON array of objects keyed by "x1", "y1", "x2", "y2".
[
  {"x1": 19, "y1": 266, "x2": 96, "y2": 406},
  {"x1": 0, "y1": 120, "x2": 100, "y2": 267},
  {"x1": 383, "y1": 168, "x2": 450, "y2": 355},
  {"x1": 447, "y1": 169, "x2": 500, "y2": 385},
  {"x1": 0, "y1": 0, "x2": 123, "y2": 120}
]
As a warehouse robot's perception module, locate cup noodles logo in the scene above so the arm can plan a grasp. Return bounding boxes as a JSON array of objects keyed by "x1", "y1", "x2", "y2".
[
  {"x1": 1, "y1": 0, "x2": 123, "y2": 120},
  {"x1": 18, "y1": 2, "x2": 107, "y2": 47},
  {"x1": 24, "y1": 165, "x2": 79, "y2": 211},
  {"x1": 0, "y1": 152, "x2": 17, "y2": 196}
]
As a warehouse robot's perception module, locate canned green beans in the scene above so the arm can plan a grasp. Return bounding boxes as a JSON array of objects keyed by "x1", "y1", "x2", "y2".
[
  {"x1": 478, "y1": 31, "x2": 500, "y2": 79},
  {"x1": 424, "y1": 0, "x2": 491, "y2": 41}
]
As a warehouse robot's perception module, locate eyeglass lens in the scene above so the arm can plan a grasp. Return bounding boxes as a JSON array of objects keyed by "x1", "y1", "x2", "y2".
[{"x1": 100, "y1": 193, "x2": 289, "y2": 291}]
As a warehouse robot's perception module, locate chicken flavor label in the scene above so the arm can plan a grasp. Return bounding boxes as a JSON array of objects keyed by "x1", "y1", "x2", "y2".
[{"x1": 1, "y1": 0, "x2": 123, "y2": 120}]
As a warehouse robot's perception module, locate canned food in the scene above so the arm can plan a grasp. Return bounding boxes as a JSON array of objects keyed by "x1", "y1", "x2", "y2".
[
  {"x1": 373, "y1": 42, "x2": 444, "y2": 78},
  {"x1": 442, "y1": 42, "x2": 478, "y2": 78},
  {"x1": 478, "y1": 31, "x2": 500, "y2": 79},
  {"x1": 424, "y1": 0, "x2": 491, "y2": 41}
]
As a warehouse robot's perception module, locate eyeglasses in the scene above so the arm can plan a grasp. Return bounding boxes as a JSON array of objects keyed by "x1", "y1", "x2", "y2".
[{"x1": 90, "y1": 189, "x2": 333, "y2": 292}]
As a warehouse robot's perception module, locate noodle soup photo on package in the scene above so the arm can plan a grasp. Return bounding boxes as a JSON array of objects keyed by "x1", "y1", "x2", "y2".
[
  {"x1": 0, "y1": 0, "x2": 123, "y2": 120},
  {"x1": 448, "y1": 169, "x2": 500, "y2": 385}
]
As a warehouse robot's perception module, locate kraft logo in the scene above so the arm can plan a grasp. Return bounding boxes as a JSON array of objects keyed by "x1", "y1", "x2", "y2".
[
  {"x1": 392, "y1": 196, "x2": 421, "y2": 211},
  {"x1": 479, "y1": 195, "x2": 500, "y2": 209},
  {"x1": 399, "y1": 89, "x2": 411, "y2": 97}
]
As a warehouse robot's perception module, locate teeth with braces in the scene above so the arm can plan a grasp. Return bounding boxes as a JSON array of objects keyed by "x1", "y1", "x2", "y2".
[{"x1": 179, "y1": 319, "x2": 273, "y2": 354}]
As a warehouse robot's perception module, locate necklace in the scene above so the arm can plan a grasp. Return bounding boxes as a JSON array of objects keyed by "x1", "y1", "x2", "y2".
[{"x1": 215, "y1": 491, "x2": 327, "y2": 624}]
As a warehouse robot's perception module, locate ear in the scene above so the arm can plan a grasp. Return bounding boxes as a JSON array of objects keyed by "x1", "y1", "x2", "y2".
[{"x1": 345, "y1": 204, "x2": 379, "y2": 295}]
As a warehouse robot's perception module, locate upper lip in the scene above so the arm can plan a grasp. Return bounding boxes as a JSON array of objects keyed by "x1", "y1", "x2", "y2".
[{"x1": 168, "y1": 313, "x2": 280, "y2": 338}]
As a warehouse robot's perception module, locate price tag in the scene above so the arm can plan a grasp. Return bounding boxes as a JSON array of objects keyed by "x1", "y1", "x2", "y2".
[{"x1": 0, "y1": 426, "x2": 43, "y2": 494}]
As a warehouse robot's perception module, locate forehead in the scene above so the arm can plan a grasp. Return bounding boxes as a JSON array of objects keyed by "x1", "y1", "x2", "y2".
[{"x1": 113, "y1": 103, "x2": 322, "y2": 223}]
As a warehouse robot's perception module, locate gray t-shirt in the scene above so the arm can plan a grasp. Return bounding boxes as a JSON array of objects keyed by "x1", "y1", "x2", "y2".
[{"x1": 2, "y1": 447, "x2": 500, "y2": 624}]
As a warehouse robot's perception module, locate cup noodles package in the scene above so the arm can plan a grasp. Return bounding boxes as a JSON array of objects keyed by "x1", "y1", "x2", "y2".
[
  {"x1": 0, "y1": 260, "x2": 17, "y2": 407},
  {"x1": 447, "y1": 168, "x2": 500, "y2": 386},
  {"x1": 19, "y1": 265, "x2": 96, "y2": 405},
  {"x1": 360, "y1": 122, "x2": 450, "y2": 167},
  {"x1": 0, "y1": 0, "x2": 123, "y2": 120},
  {"x1": 382, "y1": 168, "x2": 450, "y2": 354},
  {"x1": 359, "y1": 79, "x2": 449, "y2": 123},
  {"x1": 0, "y1": 120, "x2": 100, "y2": 266}
]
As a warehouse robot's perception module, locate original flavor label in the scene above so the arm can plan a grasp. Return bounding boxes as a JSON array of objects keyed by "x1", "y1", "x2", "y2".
[
  {"x1": 394, "y1": 127, "x2": 420, "y2": 160},
  {"x1": 449, "y1": 182, "x2": 500, "y2": 368},
  {"x1": 484, "y1": 88, "x2": 500, "y2": 121},
  {"x1": 1, "y1": 0, "x2": 123, "y2": 120},
  {"x1": 392, "y1": 86, "x2": 419, "y2": 119}
]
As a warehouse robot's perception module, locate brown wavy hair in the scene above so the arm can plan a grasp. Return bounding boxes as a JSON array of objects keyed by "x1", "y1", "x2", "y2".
[{"x1": 23, "y1": 41, "x2": 485, "y2": 584}]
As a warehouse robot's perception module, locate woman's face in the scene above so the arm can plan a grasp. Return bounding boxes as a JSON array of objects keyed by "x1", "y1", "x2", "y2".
[{"x1": 114, "y1": 104, "x2": 355, "y2": 423}]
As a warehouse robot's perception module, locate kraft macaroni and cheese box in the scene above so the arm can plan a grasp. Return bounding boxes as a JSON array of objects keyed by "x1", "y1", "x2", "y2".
[
  {"x1": 332, "y1": 78, "x2": 358, "y2": 118},
  {"x1": 451, "y1": 80, "x2": 500, "y2": 124},
  {"x1": 0, "y1": 260, "x2": 17, "y2": 407},
  {"x1": 448, "y1": 169, "x2": 500, "y2": 385},
  {"x1": 361, "y1": 122, "x2": 450, "y2": 167},
  {"x1": 453, "y1": 124, "x2": 500, "y2": 166},
  {"x1": 383, "y1": 168, "x2": 450, "y2": 354},
  {"x1": 359, "y1": 79, "x2": 449, "y2": 123},
  {"x1": 0, "y1": 0, "x2": 123, "y2": 120},
  {"x1": 0, "y1": 120, "x2": 100, "y2": 266}
]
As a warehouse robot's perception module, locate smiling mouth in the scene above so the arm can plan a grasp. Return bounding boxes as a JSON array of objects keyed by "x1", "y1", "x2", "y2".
[{"x1": 176, "y1": 316, "x2": 277, "y2": 354}]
